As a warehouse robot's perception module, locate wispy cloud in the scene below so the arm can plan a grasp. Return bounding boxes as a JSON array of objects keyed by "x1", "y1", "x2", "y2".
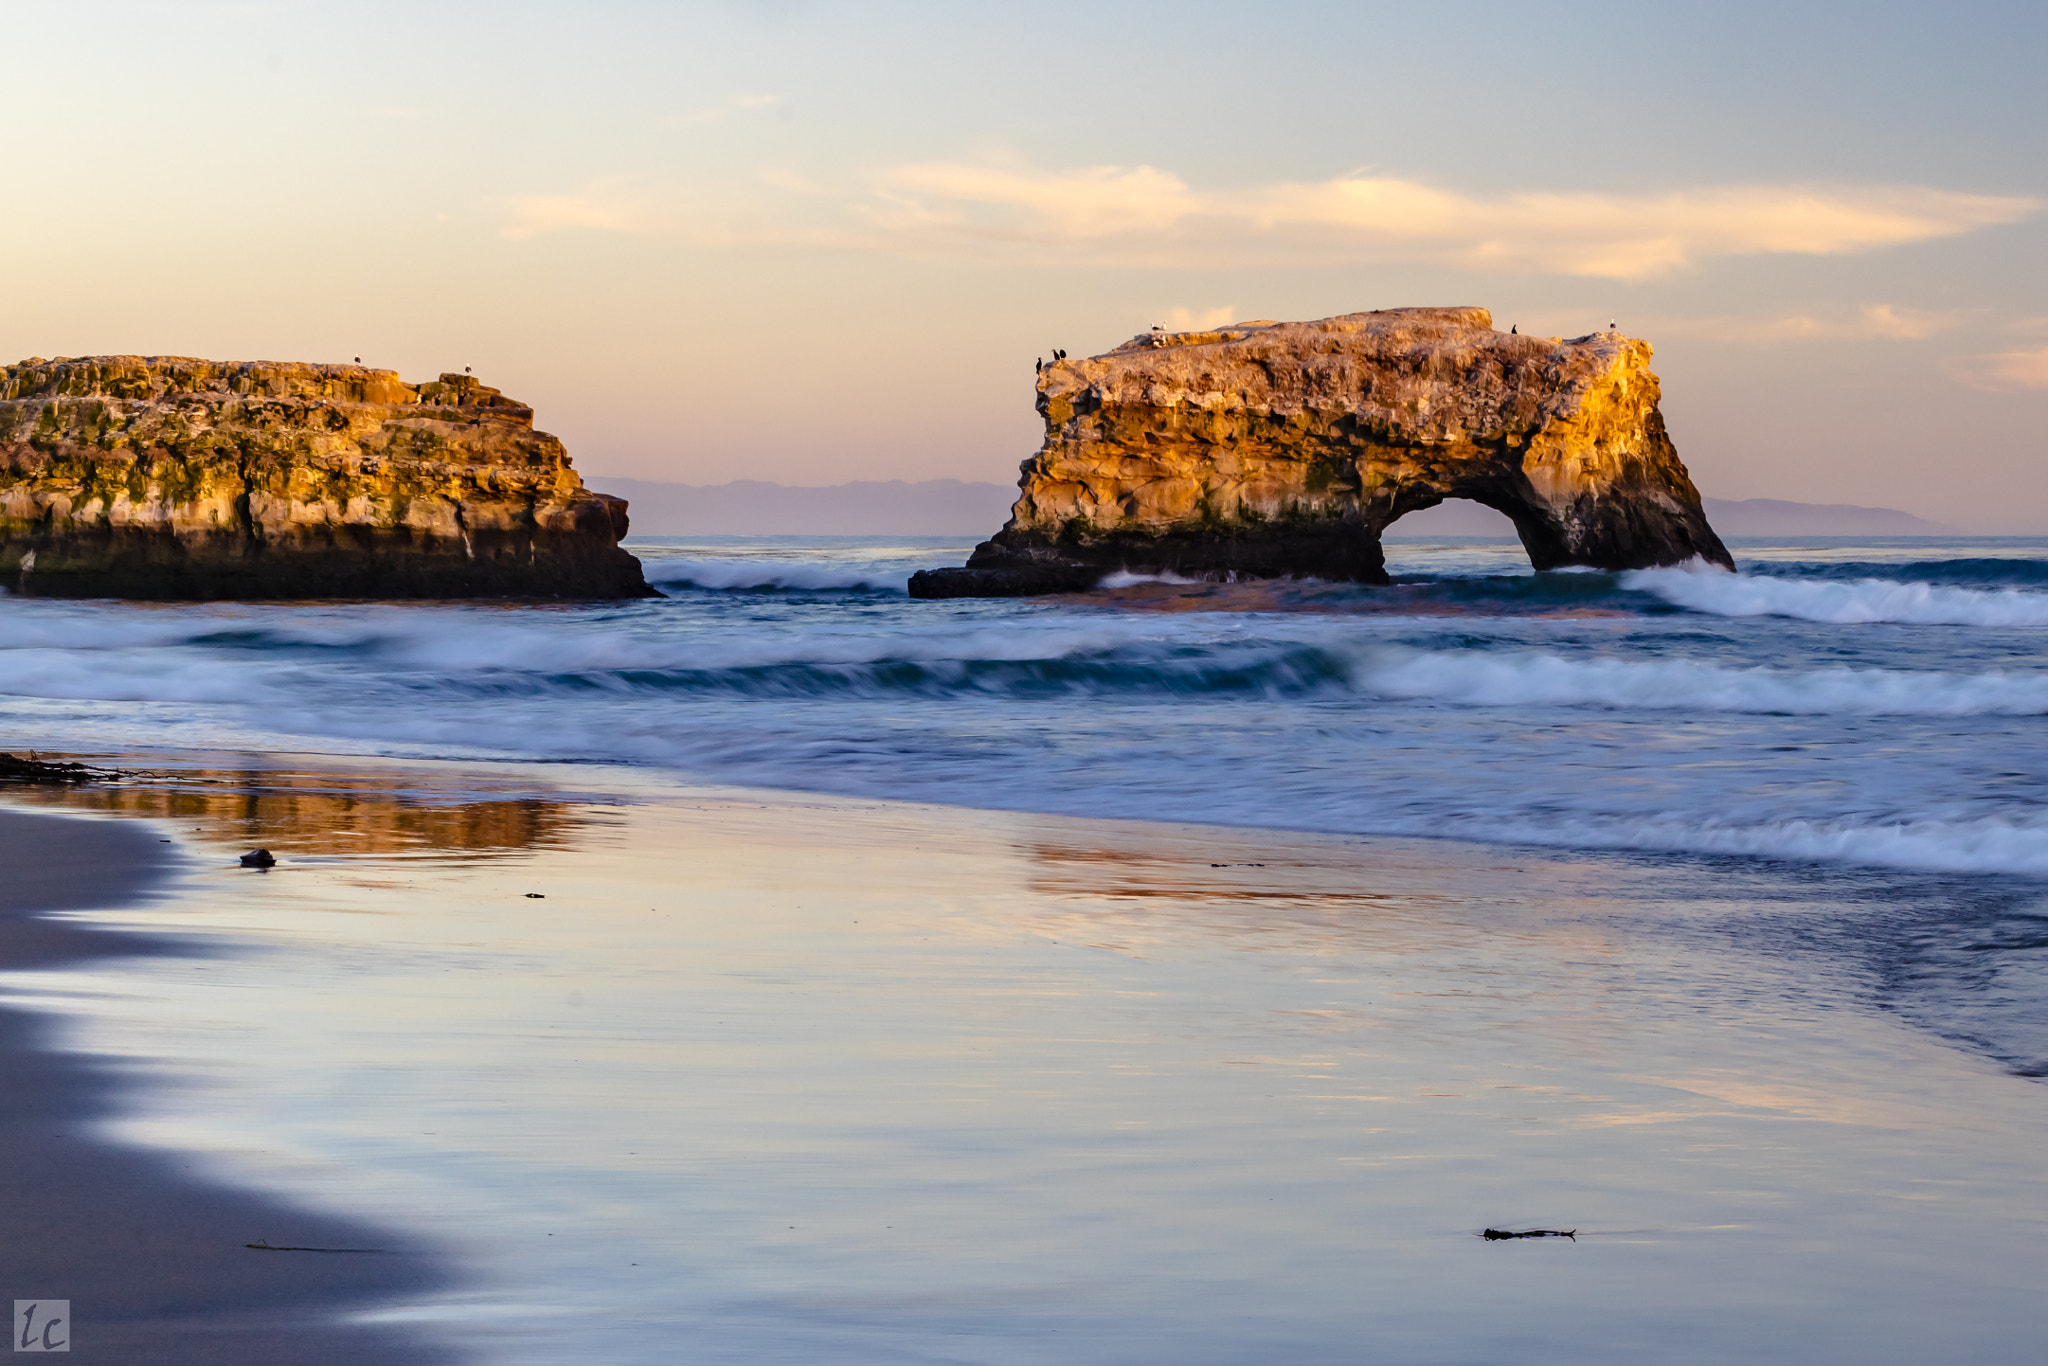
[
  {"x1": 869, "y1": 163, "x2": 1200, "y2": 242},
  {"x1": 496, "y1": 178, "x2": 664, "y2": 241},
  {"x1": 1796, "y1": 303, "x2": 1963, "y2": 340},
  {"x1": 1950, "y1": 345, "x2": 2048, "y2": 392},
  {"x1": 1655, "y1": 304, "x2": 1970, "y2": 344},
  {"x1": 1162, "y1": 305, "x2": 1241, "y2": 330},
  {"x1": 665, "y1": 94, "x2": 782, "y2": 128},
  {"x1": 493, "y1": 161, "x2": 2038, "y2": 278},
  {"x1": 863, "y1": 163, "x2": 2037, "y2": 277}
]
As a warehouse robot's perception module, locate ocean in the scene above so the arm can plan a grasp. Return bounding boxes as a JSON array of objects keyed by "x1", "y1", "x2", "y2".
[
  {"x1": 3, "y1": 534, "x2": 2047, "y2": 1362},
  {"x1": 11, "y1": 534, "x2": 2048, "y2": 883}
]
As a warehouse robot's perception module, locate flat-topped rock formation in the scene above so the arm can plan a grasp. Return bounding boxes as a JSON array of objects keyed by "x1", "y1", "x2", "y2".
[
  {"x1": 0, "y1": 357, "x2": 651, "y2": 599},
  {"x1": 909, "y1": 308, "x2": 1732, "y2": 597}
]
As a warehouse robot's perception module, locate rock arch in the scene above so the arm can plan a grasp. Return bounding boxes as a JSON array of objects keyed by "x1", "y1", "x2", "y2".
[{"x1": 911, "y1": 308, "x2": 1732, "y2": 597}]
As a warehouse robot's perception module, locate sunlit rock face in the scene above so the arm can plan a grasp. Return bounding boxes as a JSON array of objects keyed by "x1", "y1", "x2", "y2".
[
  {"x1": 0, "y1": 357, "x2": 651, "y2": 599},
  {"x1": 909, "y1": 308, "x2": 1732, "y2": 597}
]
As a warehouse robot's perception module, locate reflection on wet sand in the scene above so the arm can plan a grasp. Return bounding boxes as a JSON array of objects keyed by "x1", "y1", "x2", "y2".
[
  {"x1": 3, "y1": 753, "x2": 585, "y2": 859},
  {"x1": 1014, "y1": 827, "x2": 1648, "y2": 1075},
  {"x1": 15, "y1": 774, "x2": 2048, "y2": 1365},
  {"x1": 1019, "y1": 828, "x2": 1626, "y2": 967}
]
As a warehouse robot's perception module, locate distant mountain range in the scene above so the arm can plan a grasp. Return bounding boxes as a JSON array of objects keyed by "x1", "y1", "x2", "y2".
[
  {"x1": 588, "y1": 478, "x2": 1010, "y2": 538},
  {"x1": 586, "y1": 477, "x2": 1959, "y2": 539},
  {"x1": 1696, "y1": 498, "x2": 1957, "y2": 537}
]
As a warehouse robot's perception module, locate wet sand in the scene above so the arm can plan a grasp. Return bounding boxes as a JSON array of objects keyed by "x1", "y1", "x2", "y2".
[
  {"x1": 0, "y1": 804, "x2": 456, "y2": 1364},
  {"x1": 6, "y1": 757, "x2": 2044, "y2": 1364},
  {"x1": 5, "y1": 756, "x2": 2048, "y2": 1363}
]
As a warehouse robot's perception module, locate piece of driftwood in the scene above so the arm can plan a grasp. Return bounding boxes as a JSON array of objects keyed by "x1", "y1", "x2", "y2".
[
  {"x1": 244, "y1": 1238, "x2": 382, "y2": 1254},
  {"x1": 1482, "y1": 1228, "x2": 1577, "y2": 1240}
]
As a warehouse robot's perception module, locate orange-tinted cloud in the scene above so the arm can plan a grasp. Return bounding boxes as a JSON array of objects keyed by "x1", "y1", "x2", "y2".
[
  {"x1": 1646, "y1": 304, "x2": 1971, "y2": 344},
  {"x1": 1950, "y1": 344, "x2": 2048, "y2": 392},
  {"x1": 494, "y1": 162, "x2": 2037, "y2": 279},
  {"x1": 863, "y1": 162, "x2": 2038, "y2": 278}
]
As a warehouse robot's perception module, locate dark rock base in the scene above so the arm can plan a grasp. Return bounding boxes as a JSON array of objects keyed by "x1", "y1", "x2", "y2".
[
  {"x1": 7, "y1": 528, "x2": 656, "y2": 601},
  {"x1": 909, "y1": 492, "x2": 1734, "y2": 599},
  {"x1": 910, "y1": 521, "x2": 1395, "y2": 599},
  {"x1": 908, "y1": 564, "x2": 1099, "y2": 598}
]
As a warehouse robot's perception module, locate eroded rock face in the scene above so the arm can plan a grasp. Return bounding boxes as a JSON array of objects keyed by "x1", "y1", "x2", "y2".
[
  {"x1": 909, "y1": 308, "x2": 1731, "y2": 597},
  {"x1": 0, "y1": 356, "x2": 651, "y2": 599}
]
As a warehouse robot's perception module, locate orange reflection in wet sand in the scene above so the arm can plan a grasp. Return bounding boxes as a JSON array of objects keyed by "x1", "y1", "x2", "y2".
[{"x1": 2, "y1": 754, "x2": 584, "y2": 859}]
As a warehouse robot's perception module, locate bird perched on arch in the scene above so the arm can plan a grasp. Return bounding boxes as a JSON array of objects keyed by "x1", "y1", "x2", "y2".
[
  {"x1": 354, "y1": 355, "x2": 361, "y2": 363},
  {"x1": 464, "y1": 366, "x2": 472, "y2": 375},
  {"x1": 1510, "y1": 325, "x2": 1517, "y2": 334},
  {"x1": 1035, "y1": 358, "x2": 1043, "y2": 374}
]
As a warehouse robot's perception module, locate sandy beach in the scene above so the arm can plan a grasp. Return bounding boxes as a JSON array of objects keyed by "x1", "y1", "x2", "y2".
[
  {"x1": 0, "y1": 801, "x2": 457, "y2": 1364},
  {"x1": 6, "y1": 1, "x2": 2044, "y2": 1358},
  {"x1": 4, "y1": 754, "x2": 2045, "y2": 1363}
]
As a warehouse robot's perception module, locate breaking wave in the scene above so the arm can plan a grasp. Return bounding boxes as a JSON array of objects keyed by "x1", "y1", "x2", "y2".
[
  {"x1": 1471, "y1": 812, "x2": 2048, "y2": 877},
  {"x1": 1746, "y1": 557, "x2": 2048, "y2": 589},
  {"x1": 9, "y1": 534, "x2": 2048, "y2": 882},
  {"x1": 642, "y1": 558, "x2": 906, "y2": 593},
  {"x1": 1361, "y1": 649, "x2": 2048, "y2": 716},
  {"x1": 1097, "y1": 570, "x2": 1208, "y2": 587},
  {"x1": 1628, "y1": 565, "x2": 2048, "y2": 626},
  {"x1": 6, "y1": 608, "x2": 2048, "y2": 714}
]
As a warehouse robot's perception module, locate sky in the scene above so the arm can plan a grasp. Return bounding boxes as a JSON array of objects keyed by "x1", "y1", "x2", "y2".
[{"x1": 3, "y1": 0, "x2": 2044, "y2": 527}]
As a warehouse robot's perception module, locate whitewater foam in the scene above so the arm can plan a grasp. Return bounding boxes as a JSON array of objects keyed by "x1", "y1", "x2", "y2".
[
  {"x1": 1627, "y1": 565, "x2": 2048, "y2": 627},
  {"x1": 642, "y1": 558, "x2": 907, "y2": 592},
  {"x1": 8, "y1": 598, "x2": 2048, "y2": 718},
  {"x1": 9, "y1": 536, "x2": 2048, "y2": 882},
  {"x1": 1097, "y1": 570, "x2": 1209, "y2": 588},
  {"x1": 1359, "y1": 648, "x2": 2048, "y2": 716}
]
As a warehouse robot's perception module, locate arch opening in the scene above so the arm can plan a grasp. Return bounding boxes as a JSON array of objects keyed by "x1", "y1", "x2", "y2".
[{"x1": 1383, "y1": 497, "x2": 1520, "y2": 539}]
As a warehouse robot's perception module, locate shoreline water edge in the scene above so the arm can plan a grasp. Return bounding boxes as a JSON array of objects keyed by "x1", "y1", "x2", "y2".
[
  {"x1": 0, "y1": 804, "x2": 458, "y2": 1364},
  {"x1": 2, "y1": 534, "x2": 2047, "y2": 1361}
]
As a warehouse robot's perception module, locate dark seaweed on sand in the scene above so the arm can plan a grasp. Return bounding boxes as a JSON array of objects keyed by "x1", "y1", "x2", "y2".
[{"x1": 0, "y1": 753, "x2": 117, "y2": 784}]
